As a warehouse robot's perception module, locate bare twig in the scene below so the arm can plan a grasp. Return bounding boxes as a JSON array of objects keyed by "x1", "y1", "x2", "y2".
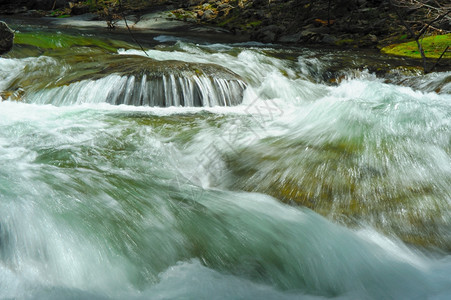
[
  {"x1": 389, "y1": 0, "x2": 451, "y2": 73},
  {"x1": 389, "y1": 0, "x2": 429, "y2": 72},
  {"x1": 416, "y1": 10, "x2": 451, "y2": 39},
  {"x1": 393, "y1": 0, "x2": 451, "y2": 20},
  {"x1": 428, "y1": 24, "x2": 450, "y2": 34}
]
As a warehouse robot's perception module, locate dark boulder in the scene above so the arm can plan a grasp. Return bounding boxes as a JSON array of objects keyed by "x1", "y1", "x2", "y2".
[
  {"x1": 0, "y1": 22, "x2": 14, "y2": 55},
  {"x1": 253, "y1": 25, "x2": 283, "y2": 43}
]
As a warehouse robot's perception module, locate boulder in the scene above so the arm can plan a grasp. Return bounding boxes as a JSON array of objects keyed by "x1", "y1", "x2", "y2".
[
  {"x1": 279, "y1": 32, "x2": 302, "y2": 43},
  {"x1": 253, "y1": 25, "x2": 282, "y2": 43},
  {"x1": 321, "y1": 34, "x2": 339, "y2": 45},
  {"x1": 0, "y1": 22, "x2": 14, "y2": 55},
  {"x1": 202, "y1": 9, "x2": 215, "y2": 21}
]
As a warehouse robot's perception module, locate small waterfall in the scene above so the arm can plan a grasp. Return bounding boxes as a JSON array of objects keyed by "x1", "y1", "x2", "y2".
[{"x1": 27, "y1": 73, "x2": 246, "y2": 107}]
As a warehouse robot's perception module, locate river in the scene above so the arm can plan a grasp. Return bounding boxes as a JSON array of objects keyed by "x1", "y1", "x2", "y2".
[{"x1": 0, "y1": 26, "x2": 450, "y2": 299}]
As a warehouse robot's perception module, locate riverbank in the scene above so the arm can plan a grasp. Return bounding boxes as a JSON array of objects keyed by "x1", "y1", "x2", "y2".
[
  {"x1": 1, "y1": 12, "x2": 250, "y2": 47},
  {"x1": 2, "y1": 9, "x2": 449, "y2": 74},
  {"x1": 1, "y1": 1, "x2": 450, "y2": 48}
]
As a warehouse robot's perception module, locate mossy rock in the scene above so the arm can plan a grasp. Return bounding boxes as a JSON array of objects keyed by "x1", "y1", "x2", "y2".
[
  {"x1": 14, "y1": 32, "x2": 135, "y2": 53},
  {"x1": 54, "y1": 55, "x2": 245, "y2": 85},
  {"x1": 381, "y1": 34, "x2": 451, "y2": 59},
  {"x1": 334, "y1": 39, "x2": 355, "y2": 46}
]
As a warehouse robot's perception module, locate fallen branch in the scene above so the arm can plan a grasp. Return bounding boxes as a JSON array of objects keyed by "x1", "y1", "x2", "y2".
[
  {"x1": 388, "y1": 0, "x2": 451, "y2": 73},
  {"x1": 416, "y1": 10, "x2": 451, "y2": 39}
]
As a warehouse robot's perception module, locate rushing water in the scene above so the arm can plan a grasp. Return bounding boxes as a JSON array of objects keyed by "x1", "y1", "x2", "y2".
[{"x1": 0, "y1": 28, "x2": 450, "y2": 299}]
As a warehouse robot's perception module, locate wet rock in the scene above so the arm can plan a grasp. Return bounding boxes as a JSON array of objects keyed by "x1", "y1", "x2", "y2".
[
  {"x1": 202, "y1": 9, "x2": 215, "y2": 21},
  {"x1": 279, "y1": 32, "x2": 302, "y2": 43},
  {"x1": 321, "y1": 34, "x2": 338, "y2": 45},
  {"x1": 299, "y1": 29, "x2": 318, "y2": 41},
  {"x1": 0, "y1": 22, "x2": 14, "y2": 55},
  {"x1": 218, "y1": 4, "x2": 232, "y2": 10},
  {"x1": 58, "y1": 55, "x2": 245, "y2": 88},
  {"x1": 356, "y1": 34, "x2": 379, "y2": 47},
  {"x1": 253, "y1": 25, "x2": 282, "y2": 43},
  {"x1": 368, "y1": 34, "x2": 378, "y2": 43}
]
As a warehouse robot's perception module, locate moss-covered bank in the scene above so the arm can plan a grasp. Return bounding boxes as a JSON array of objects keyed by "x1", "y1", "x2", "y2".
[{"x1": 381, "y1": 34, "x2": 451, "y2": 59}]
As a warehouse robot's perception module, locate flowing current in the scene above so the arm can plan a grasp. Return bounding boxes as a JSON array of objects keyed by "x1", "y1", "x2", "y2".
[{"x1": 0, "y1": 29, "x2": 450, "y2": 299}]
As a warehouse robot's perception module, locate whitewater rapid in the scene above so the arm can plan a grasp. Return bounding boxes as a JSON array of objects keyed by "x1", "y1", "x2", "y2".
[{"x1": 0, "y1": 32, "x2": 450, "y2": 299}]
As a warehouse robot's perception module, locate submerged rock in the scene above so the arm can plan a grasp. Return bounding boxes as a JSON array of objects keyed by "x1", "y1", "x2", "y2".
[
  {"x1": 224, "y1": 135, "x2": 451, "y2": 251},
  {"x1": 0, "y1": 21, "x2": 14, "y2": 55},
  {"x1": 202, "y1": 9, "x2": 215, "y2": 21},
  {"x1": 278, "y1": 32, "x2": 302, "y2": 43},
  {"x1": 106, "y1": 57, "x2": 244, "y2": 82}
]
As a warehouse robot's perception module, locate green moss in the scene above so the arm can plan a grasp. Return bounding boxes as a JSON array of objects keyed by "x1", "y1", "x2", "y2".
[
  {"x1": 170, "y1": 11, "x2": 183, "y2": 20},
  {"x1": 247, "y1": 20, "x2": 262, "y2": 27},
  {"x1": 237, "y1": 20, "x2": 262, "y2": 30},
  {"x1": 381, "y1": 34, "x2": 451, "y2": 59},
  {"x1": 81, "y1": 0, "x2": 113, "y2": 11},
  {"x1": 14, "y1": 32, "x2": 135, "y2": 53},
  {"x1": 217, "y1": 15, "x2": 238, "y2": 27},
  {"x1": 170, "y1": 8, "x2": 197, "y2": 22},
  {"x1": 334, "y1": 39, "x2": 354, "y2": 46},
  {"x1": 202, "y1": 4, "x2": 214, "y2": 10}
]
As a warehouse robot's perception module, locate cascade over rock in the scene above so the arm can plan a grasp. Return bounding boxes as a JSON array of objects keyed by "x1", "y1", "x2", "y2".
[{"x1": 24, "y1": 56, "x2": 247, "y2": 107}]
